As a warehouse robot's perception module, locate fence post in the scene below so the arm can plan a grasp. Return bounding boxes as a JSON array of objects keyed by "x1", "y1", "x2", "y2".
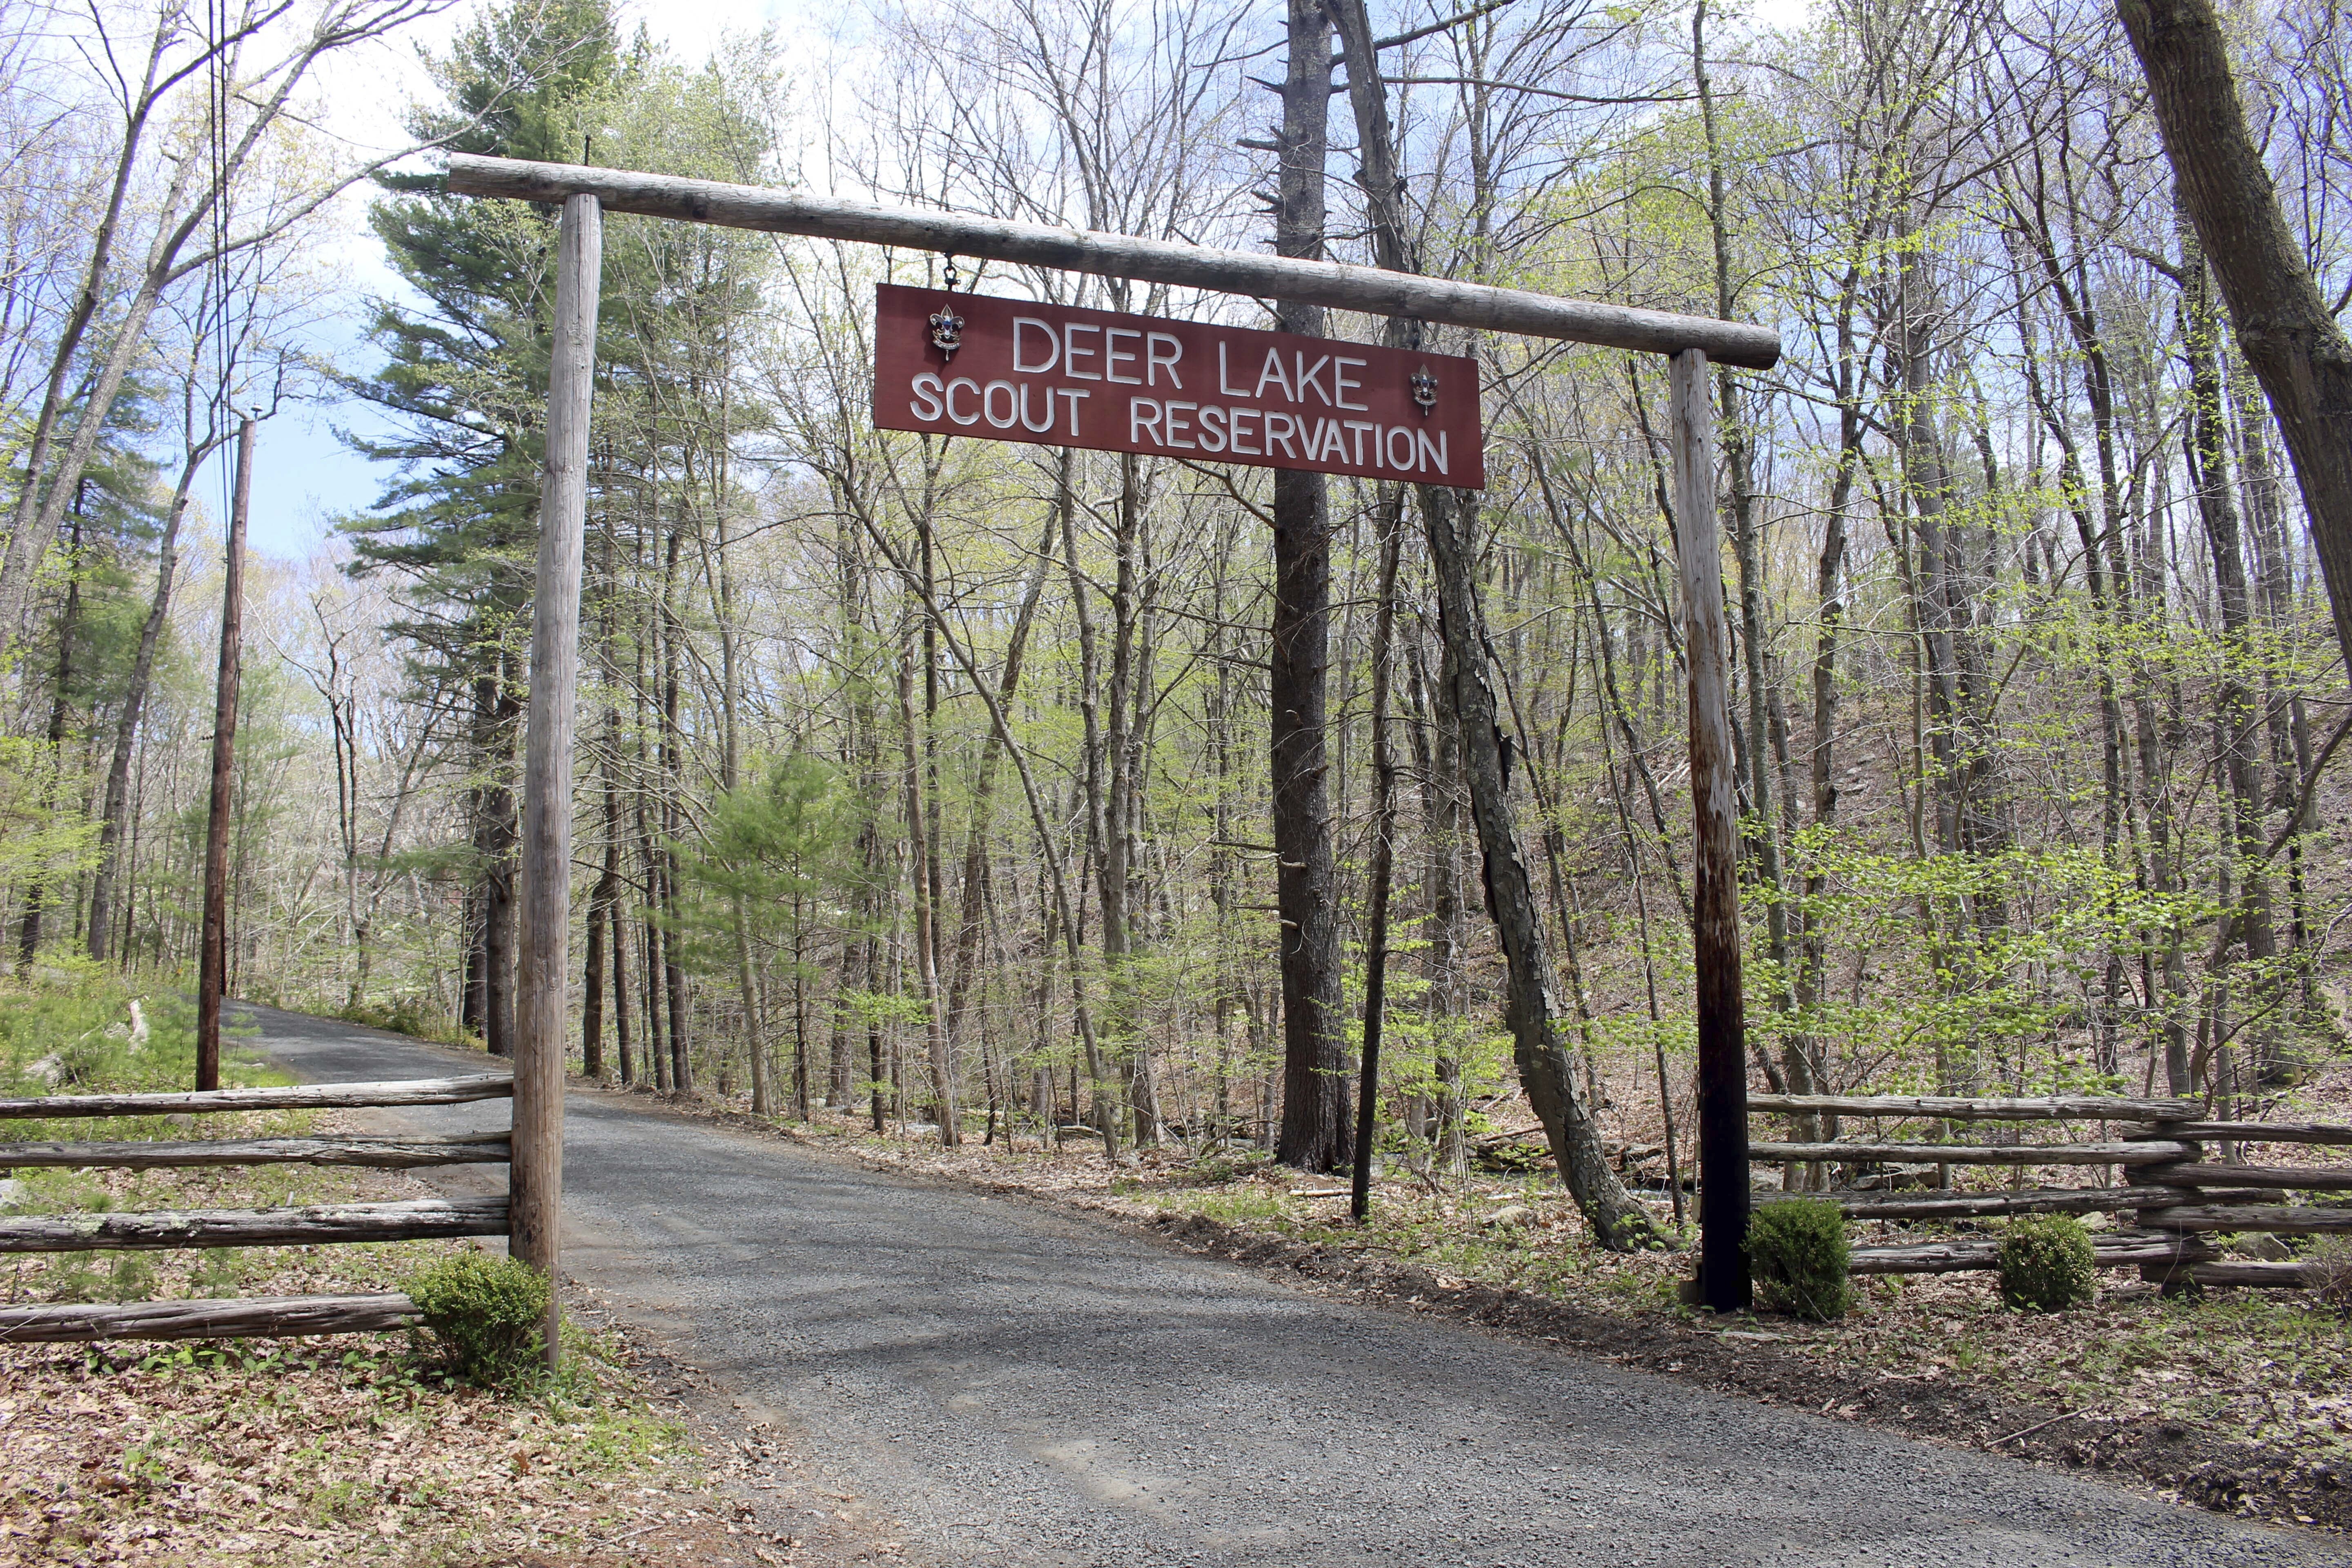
[
  {"x1": 1669, "y1": 348, "x2": 1750, "y2": 1311},
  {"x1": 512, "y1": 192, "x2": 602, "y2": 1369}
]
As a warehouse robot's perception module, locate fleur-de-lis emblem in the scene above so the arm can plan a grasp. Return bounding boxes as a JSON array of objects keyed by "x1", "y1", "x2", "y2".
[
  {"x1": 1410, "y1": 366, "x2": 1438, "y2": 415},
  {"x1": 929, "y1": 304, "x2": 966, "y2": 360}
]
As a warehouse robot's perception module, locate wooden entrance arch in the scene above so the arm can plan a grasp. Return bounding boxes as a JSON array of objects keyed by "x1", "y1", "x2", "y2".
[{"x1": 445, "y1": 154, "x2": 1780, "y2": 1320}]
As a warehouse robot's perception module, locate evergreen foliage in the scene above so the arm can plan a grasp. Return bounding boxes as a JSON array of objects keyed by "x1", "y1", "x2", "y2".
[
  {"x1": 1745, "y1": 1198, "x2": 1852, "y2": 1321},
  {"x1": 1997, "y1": 1217, "x2": 2099, "y2": 1312},
  {"x1": 403, "y1": 1250, "x2": 553, "y2": 1383}
]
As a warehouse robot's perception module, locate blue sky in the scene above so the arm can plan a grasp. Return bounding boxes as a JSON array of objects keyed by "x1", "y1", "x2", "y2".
[
  {"x1": 232, "y1": 0, "x2": 1809, "y2": 559},
  {"x1": 230, "y1": 0, "x2": 821, "y2": 559}
]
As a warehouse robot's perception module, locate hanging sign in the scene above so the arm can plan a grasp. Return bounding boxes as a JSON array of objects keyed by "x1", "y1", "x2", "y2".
[{"x1": 872, "y1": 284, "x2": 1485, "y2": 489}]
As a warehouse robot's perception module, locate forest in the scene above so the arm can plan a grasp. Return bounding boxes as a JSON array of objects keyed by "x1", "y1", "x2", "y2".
[{"x1": 2, "y1": 0, "x2": 2347, "y2": 1236}]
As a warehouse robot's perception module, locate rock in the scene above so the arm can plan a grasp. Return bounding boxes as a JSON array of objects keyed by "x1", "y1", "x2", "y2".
[
  {"x1": 2229, "y1": 1232, "x2": 2295, "y2": 1261},
  {"x1": 0, "y1": 1178, "x2": 24, "y2": 1211},
  {"x1": 1485, "y1": 1205, "x2": 1533, "y2": 1229},
  {"x1": 165, "y1": 1113, "x2": 196, "y2": 1131}
]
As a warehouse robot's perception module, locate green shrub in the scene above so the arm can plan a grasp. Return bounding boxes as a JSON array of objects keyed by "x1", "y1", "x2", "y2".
[
  {"x1": 1745, "y1": 1198, "x2": 1852, "y2": 1320},
  {"x1": 1998, "y1": 1215, "x2": 2097, "y2": 1312},
  {"x1": 402, "y1": 1251, "x2": 551, "y2": 1383}
]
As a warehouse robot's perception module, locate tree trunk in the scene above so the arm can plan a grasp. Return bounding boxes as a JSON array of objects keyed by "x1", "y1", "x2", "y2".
[
  {"x1": 1695, "y1": 0, "x2": 1800, "y2": 1101},
  {"x1": 897, "y1": 626, "x2": 958, "y2": 1145},
  {"x1": 89, "y1": 441, "x2": 204, "y2": 963},
  {"x1": 1332, "y1": 0, "x2": 1655, "y2": 1239},
  {"x1": 1269, "y1": 0, "x2": 1349, "y2": 1172},
  {"x1": 2120, "y1": 0, "x2": 2352, "y2": 674},
  {"x1": 945, "y1": 518, "x2": 1054, "y2": 1068},
  {"x1": 611, "y1": 884, "x2": 635, "y2": 1085},
  {"x1": 1352, "y1": 494, "x2": 1403, "y2": 1222},
  {"x1": 659, "y1": 523, "x2": 692, "y2": 1096},
  {"x1": 1420, "y1": 483, "x2": 1666, "y2": 1250},
  {"x1": 583, "y1": 877, "x2": 607, "y2": 1082},
  {"x1": 196, "y1": 421, "x2": 254, "y2": 1091},
  {"x1": 481, "y1": 701, "x2": 519, "y2": 1061},
  {"x1": 2177, "y1": 212, "x2": 2285, "y2": 1080}
]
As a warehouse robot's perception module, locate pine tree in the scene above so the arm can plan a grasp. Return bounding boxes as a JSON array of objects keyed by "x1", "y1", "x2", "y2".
[{"x1": 343, "y1": 0, "x2": 621, "y2": 1056}]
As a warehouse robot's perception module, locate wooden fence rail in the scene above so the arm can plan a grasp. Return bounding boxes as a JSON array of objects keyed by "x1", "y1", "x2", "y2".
[
  {"x1": 0, "y1": 1074, "x2": 514, "y2": 1343},
  {"x1": 1748, "y1": 1093, "x2": 2198, "y2": 1122},
  {"x1": 1750, "y1": 1139, "x2": 2189, "y2": 1165},
  {"x1": 0, "y1": 1196, "x2": 510, "y2": 1252},
  {"x1": 2145, "y1": 1164, "x2": 2352, "y2": 1191},
  {"x1": 2145, "y1": 1204, "x2": 2352, "y2": 1234},
  {"x1": 0, "y1": 1134, "x2": 511, "y2": 1170},
  {"x1": 0, "y1": 1074, "x2": 514, "y2": 1120},
  {"x1": 2131, "y1": 1122, "x2": 2352, "y2": 1145},
  {"x1": 1758, "y1": 1185, "x2": 2283, "y2": 1221},
  {"x1": 0, "y1": 1294, "x2": 422, "y2": 1344},
  {"x1": 1750, "y1": 1092, "x2": 2352, "y2": 1291},
  {"x1": 1848, "y1": 1232, "x2": 2218, "y2": 1275}
]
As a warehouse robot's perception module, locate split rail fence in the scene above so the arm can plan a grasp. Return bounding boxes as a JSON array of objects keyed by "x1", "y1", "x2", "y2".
[
  {"x1": 1750, "y1": 1092, "x2": 2352, "y2": 1290},
  {"x1": 0, "y1": 1074, "x2": 513, "y2": 1343}
]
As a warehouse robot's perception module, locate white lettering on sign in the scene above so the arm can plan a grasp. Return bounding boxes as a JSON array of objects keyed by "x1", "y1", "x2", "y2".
[
  {"x1": 1105, "y1": 327, "x2": 1143, "y2": 384},
  {"x1": 1013, "y1": 318, "x2": 1059, "y2": 374},
  {"x1": 875, "y1": 285, "x2": 1486, "y2": 487},
  {"x1": 1334, "y1": 358, "x2": 1367, "y2": 410},
  {"x1": 1102, "y1": 411, "x2": 1475, "y2": 476},
  {"x1": 1147, "y1": 332, "x2": 1183, "y2": 388}
]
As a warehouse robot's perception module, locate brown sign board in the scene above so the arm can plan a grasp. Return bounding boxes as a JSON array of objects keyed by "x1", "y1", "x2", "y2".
[{"x1": 871, "y1": 284, "x2": 1486, "y2": 489}]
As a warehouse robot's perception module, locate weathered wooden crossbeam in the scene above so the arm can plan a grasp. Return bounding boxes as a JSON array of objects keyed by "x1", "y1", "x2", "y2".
[
  {"x1": 442, "y1": 155, "x2": 1782, "y2": 370},
  {"x1": 0, "y1": 1133, "x2": 510, "y2": 1170},
  {"x1": 0, "y1": 1074, "x2": 513, "y2": 1120},
  {"x1": 2180, "y1": 1261, "x2": 2315, "y2": 1289},
  {"x1": 2142, "y1": 1203, "x2": 2352, "y2": 1234},
  {"x1": 2143, "y1": 1163, "x2": 2352, "y2": 1191},
  {"x1": 1748, "y1": 1093, "x2": 2197, "y2": 1122},
  {"x1": 0, "y1": 1196, "x2": 508, "y2": 1252},
  {"x1": 0, "y1": 1293, "x2": 422, "y2": 1343},
  {"x1": 1847, "y1": 1233, "x2": 2219, "y2": 1275},
  {"x1": 1748, "y1": 1140, "x2": 2190, "y2": 1165},
  {"x1": 2131, "y1": 1122, "x2": 2352, "y2": 1146},
  {"x1": 1755, "y1": 1185, "x2": 2279, "y2": 1220}
]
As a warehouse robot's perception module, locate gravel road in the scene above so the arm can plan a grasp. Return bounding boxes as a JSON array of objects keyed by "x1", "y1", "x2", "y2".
[{"x1": 242, "y1": 1002, "x2": 2337, "y2": 1568}]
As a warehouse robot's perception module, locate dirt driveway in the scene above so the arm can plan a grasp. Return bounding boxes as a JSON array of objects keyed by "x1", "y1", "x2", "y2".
[{"x1": 245, "y1": 1002, "x2": 2335, "y2": 1568}]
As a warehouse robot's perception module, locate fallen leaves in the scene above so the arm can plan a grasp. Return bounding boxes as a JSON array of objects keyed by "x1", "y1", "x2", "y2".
[
  {"x1": 0, "y1": 1116, "x2": 833, "y2": 1568},
  {"x1": 694, "y1": 1104, "x2": 2352, "y2": 1532}
]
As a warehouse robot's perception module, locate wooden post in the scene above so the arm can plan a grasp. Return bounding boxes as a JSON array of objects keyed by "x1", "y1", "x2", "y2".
[
  {"x1": 512, "y1": 192, "x2": 601, "y2": 1369},
  {"x1": 196, "y1": 418, "x2": 253, "y2": 1092},
  {"x1": 1669, "y1": 349, "x2": 1750, "y2": 1311}
]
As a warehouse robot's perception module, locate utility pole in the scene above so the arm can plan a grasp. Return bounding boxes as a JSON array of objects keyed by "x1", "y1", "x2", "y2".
[
  {"x1": 1670, "y1": 350, "x2": 1752, "y2": 1311},
  {"x1": 196, "y1": 416, "x2": 253, "y2": 1092}
]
